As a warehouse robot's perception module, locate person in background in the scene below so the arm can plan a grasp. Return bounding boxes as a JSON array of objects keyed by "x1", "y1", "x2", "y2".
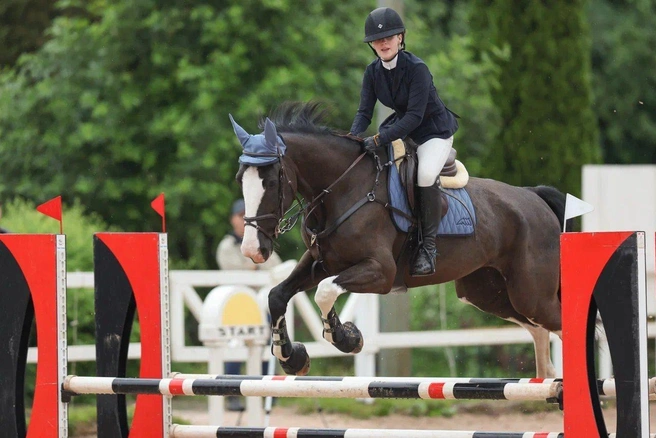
[
  {"x1": 0, "y1": 201, "x2": 9, "y2": 233},
  {"x1": 216, "y1": 198, "x2": 282, "y2": 411}
]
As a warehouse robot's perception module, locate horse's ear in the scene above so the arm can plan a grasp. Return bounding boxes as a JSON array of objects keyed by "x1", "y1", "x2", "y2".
[
  {"x1": 264, "y1": 117, "x2": 278, "y2": 150},
  {"x1": 229, "y1": 114, "x2": 251, "y2": 147}
]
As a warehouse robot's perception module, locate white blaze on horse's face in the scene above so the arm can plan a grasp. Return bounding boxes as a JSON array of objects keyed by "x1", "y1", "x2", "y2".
[{"x1": 241, "y1": 166, "x2": 266, "y2": 263}]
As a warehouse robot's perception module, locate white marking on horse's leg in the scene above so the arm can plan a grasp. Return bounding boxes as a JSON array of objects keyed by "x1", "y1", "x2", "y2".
[
  {"x1": 315, "y1": 276, "x2": 347, "y2": 344},
  {"x1": 241, "y1": 166, "x2": 265, "y2": 262},
  {"x1": 507, "y1": 317, "x2": 556, "y2": 378},
  {"x1": 271, "y1": 315, "x2": 288, "y2": 362}
]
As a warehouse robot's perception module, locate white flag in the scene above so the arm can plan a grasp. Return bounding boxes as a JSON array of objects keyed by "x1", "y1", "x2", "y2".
[{"x1": 564, "y1": 193, "x2": 594, "y2": 231}]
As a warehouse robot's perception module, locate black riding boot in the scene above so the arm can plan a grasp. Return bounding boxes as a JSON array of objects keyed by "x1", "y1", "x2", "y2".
[{"x1": 411, "y1": 182, "x2": 442, "y2": 276}]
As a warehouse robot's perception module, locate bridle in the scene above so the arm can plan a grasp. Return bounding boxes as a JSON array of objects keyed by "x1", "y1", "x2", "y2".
[
  {"x1": 239, "y1": 135, "x2": 368, "y2": 246},
  {"x1": 240, "y1": 146, "x2": 304, "y2": 243},
  {"x1": 240, "y1": 134, "x2": 413, "y2": 251}
]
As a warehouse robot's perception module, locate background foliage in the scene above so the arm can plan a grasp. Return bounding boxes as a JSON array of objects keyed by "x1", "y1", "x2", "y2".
[
  {"x1": 469, "y1": 1, "x2": 600, "y2": 191},
  {"x1": 588, "y1": 0, "x2": 656, "y2": 163}
]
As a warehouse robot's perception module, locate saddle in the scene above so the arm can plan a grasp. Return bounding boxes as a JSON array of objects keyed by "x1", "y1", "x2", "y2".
[
  {"x1": 392, "y1": 139, "x2": 469, "y2": 214},
  {"x1": 386, "y1": 139, "x2": 474, "y2": 292}
]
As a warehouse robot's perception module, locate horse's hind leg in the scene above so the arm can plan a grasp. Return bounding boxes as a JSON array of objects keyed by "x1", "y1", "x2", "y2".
[
  {"x1": 503, "y1": 250, "x2": 562, "y2": 333},
  {"x1": 503, "y1": 250, "x2": 562, "y2": 377},
  {"x1": 512, "y1": 321, "x2": 558, "y2": 378},
  {"x1": 456, "y1": 267, "x2": 559, "y2": 378},
  {"x1": 315, "y1": 256, "x2": 395, "y2": 355}
]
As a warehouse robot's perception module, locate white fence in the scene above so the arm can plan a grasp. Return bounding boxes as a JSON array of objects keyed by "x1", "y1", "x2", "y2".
[{"x1": 28, "y1": 261, "x2": 570, "y2": 378}]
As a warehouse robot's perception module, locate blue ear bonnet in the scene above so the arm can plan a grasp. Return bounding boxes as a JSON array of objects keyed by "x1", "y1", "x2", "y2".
[
  {"x1": 230, "y1": 114, "x2": 287, "y2": 166},
  {"x1": 238, "y1": 133, "x2": 287, "y2": 166}
]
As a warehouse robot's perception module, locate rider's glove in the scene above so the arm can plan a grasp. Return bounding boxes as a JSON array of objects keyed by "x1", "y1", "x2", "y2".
[{"x1": 363, "y1": 134, "x2": 381, "y2": 154}]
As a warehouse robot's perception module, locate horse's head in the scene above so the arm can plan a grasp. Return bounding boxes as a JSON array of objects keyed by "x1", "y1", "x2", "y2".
[{"x1": 231, "y1": 114, "x2": 296, "y2": 263}]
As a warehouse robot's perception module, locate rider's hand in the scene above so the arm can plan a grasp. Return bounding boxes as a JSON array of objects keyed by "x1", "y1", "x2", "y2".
[{"x1": 363, "y1": 134, "x2": 381, "y2": 154}]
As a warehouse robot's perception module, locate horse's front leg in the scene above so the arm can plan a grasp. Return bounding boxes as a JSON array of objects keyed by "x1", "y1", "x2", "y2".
[
  {"x1": 269, "y1": 251, "x2": 327, "y2": 376},
  {"x1": 315, "y1": 256, "x2": 395, "y2": 356}
]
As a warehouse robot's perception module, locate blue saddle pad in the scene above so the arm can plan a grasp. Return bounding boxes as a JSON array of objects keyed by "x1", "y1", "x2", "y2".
[{"x1": 387, "y1": 150, "x2": 476, "y2": 236}]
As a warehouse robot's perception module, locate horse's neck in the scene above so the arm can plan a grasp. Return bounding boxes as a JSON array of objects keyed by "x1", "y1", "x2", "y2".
[{"x1": 287, "y1": 135, "x2": 364, "y2": 202}]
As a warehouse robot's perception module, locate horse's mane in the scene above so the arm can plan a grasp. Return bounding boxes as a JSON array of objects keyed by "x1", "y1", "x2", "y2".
[{"x1": 259, "y1": 101, "x2": 339, "y2": 136}]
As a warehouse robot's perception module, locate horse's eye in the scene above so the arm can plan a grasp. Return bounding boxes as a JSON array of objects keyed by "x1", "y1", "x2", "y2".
[{"x1": 267, "y1": 180, "x2": 277, "y2": 189}]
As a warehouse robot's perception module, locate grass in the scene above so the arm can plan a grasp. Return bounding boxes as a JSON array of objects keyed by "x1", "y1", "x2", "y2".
[
  {"x1": 54, "y1": 395, "x2": 580, "y2": 436},
  {"x1": 65, "y1": 404, "x2": 97, "y2": 437},
  {"x1": 63, "y1": 401, "x2": 192, "y2": 436},
  {"x1": 276, "y1": 397, "x2": 563, "y2": 419},
  {"x1": 281, "y1": 397, "x2": 451, "y2": 419}
]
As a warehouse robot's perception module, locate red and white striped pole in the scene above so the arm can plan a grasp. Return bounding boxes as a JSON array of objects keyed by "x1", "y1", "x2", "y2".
[
  {"x1": 169, "y1": 426, "x2": 568, "y2": 438},
  {"x1": 168, "y1": 426, "x2": 656, "y2": 438},
  {"x1": 63, "y1": 375, "x2": 563, "y2": 402}
]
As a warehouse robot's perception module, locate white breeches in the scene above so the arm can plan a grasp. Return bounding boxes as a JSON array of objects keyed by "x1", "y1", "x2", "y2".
[{"x1": 416, "y1": 136, "x2": 454, "y2": 187}]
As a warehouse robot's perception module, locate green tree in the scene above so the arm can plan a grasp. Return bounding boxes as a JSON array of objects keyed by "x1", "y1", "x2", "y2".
[
  {"x1": 0, "y1": 0, "x2": 372, "y2": 267},
  {"x1": 589, "y1": 0, "x2": 656, "y2": 164},
  {"x1": 0, "y1": 0, "x2": 57, "y2": 67},
  {"x1": 470, "y1": 1, "x2": 600, "y2": 194}
]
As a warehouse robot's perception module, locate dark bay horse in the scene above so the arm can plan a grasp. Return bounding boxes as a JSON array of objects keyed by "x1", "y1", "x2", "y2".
[{"x1": 232, "y1": 102, "x2": 564, "y2": 378}]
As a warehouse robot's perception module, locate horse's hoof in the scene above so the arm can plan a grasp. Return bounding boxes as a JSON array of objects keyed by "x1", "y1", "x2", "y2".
[
  {"x1": 279, "y1": 342, "x2": 311, "y2": 376},
  {"x1": 341, "y1": 321, "x2": 364, "y2": 354}
]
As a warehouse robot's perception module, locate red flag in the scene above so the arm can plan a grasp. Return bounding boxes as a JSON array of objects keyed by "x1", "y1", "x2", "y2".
[
  {"x1": 36, "y1": 196, "x2": 63, "y2": 233},
  {"x1": 37, "y1": 196, "x2": 62, "y2": 220},
  {"x1": 151, "y1": 193, "x2": 166, "y2": 232}
]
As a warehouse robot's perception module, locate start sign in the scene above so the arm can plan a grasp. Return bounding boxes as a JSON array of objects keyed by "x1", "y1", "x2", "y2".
[{"x1": 199, "y1": 285, "x2": 269, "y2": 344}]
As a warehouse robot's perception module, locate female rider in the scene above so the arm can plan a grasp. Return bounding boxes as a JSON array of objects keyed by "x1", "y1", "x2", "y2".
[{"x1": 350, "y1": 7, "x2": 459, "y2": 276}]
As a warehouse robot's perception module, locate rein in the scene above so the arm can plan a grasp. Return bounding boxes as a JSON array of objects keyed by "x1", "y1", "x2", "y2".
[
  {"x1": 242, "y1": 141, "x2": 370, "y2": 244},
  {"x1": 303, "y1": 147, "x2": 415, "y2": 277},
  {"x1": 302, "y1": 152, "x2": 368, "y2": 221},
  {"x1": 242, "y1": 138, "x2": 415, "y2": 275}
]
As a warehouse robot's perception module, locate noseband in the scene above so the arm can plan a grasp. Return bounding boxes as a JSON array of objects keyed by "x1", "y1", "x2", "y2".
[
  {"x1": 241, "y1": 145, "x2": 369, "y2": 246},
  {"x1": 241, "y1": 149, "x2": 301, "y2": 243}
]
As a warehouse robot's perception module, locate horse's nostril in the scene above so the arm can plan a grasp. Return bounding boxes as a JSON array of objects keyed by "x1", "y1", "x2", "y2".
[{"x1": 260, "y1": 248, "x2": 270, "y2": 260}]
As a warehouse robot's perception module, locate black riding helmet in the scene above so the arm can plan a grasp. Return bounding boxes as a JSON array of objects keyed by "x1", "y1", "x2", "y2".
[{"x1": 363, "y1": 7, "x2": 405, "y2": 43}]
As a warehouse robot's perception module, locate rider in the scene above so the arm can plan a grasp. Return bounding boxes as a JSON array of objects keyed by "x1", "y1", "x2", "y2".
[{"x1": 350, "y1": 7, "x2": 459, "y2": 276}]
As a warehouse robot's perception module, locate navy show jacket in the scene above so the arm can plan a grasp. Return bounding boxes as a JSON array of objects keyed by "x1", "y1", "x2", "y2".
[{"x1": 350, "y1": 50, "x2": 458, "y2": 145}]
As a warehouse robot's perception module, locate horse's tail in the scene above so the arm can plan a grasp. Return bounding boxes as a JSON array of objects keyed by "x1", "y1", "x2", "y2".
[
  {"x1": 526, "y1": 185, "x2": 570, "y2": 304},
  {"x1": 525, "y1": 185, "x2": 572, "y2": 232}
]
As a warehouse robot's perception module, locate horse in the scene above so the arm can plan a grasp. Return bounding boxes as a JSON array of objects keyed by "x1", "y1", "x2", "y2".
[{"x1": 231, "y1": 102, "x2": 565, "y2": 378}]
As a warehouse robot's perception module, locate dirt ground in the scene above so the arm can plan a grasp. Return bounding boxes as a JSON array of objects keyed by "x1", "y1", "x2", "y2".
[
  {"x1": 175, "y1": 406, "x2": 562, "y2": 433},
  {"x1": 70, "y1": 400, "x2": 656, "y2": 436},
  {"x1": 172, "y1": 400, "x2": 652, "y2": 435}
]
